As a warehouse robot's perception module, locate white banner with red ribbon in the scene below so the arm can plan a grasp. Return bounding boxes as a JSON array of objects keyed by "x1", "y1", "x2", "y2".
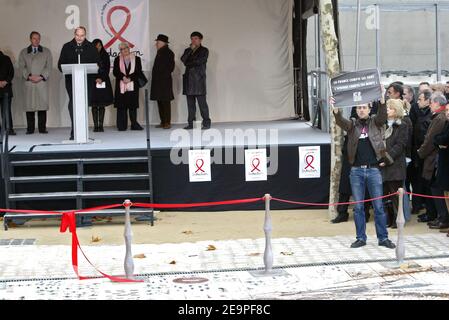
[
  {"x1": 299, "y1": 146, "x2": 321, "y2": 179},
  {"x1": 245, "y1": 149, "x2": 267, "y2": 182},
  {"x1": 189, "y1": 150, "x2": 212, "y2": 183},
  {"x1": 88, "y1": 0, "x2": 150, "y2": 70}
]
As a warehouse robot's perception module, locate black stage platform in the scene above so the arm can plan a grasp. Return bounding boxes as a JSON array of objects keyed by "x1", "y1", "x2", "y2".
[{"x1": 5, "y1": 121, "x2": 331, "y2": 211}]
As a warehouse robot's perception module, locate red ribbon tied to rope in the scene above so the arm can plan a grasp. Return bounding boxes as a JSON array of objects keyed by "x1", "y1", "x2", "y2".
[{"x1": 104, "y1": 6, "x2": 135, "y2": 50}]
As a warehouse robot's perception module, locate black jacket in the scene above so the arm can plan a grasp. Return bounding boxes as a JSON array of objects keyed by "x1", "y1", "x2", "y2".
[
  {"x1": 0, "y1": 51, "x2": 14, "y2": 98},
  {"x1": 113, "y1": 55, "x2": 143, "y2": 109},
  {"x1": 91, "y1": 49, "x2": 113, "y2": 107},
  {"x1": 150, "y1": 45, "x2": 175, "y2": 101},
  {"x1": 434, "y1": 121, "x2": 449, "y2": 190},
  {"x1": 412, "y1": 106, "x2": 432, "y2": 164},
  {"x1": 181, "y1": 45, "x2": 209, "y2": 96},
  {"x1": 57, "y1": 39, "x2": 100, "y2": 102},
  {"x1": 382, "y1": 121, "x2": 408, "y2": 182}
]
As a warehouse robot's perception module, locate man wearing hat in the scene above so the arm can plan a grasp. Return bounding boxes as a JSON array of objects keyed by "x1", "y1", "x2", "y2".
[
  {"x1": 181, "y1": 31, "x2": 211, "y2": 130},
  {"x1": 150, "y1": 34, "x2": 175, "y2": 129}
]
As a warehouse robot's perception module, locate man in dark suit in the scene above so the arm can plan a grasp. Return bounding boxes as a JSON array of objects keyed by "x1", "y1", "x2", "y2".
[
  {"x1": 150, "y1": 34, "x2": 175, "y2": 129},
  {"x1": 57, "y1": 26, "x2": 100, "y2": 140},
  {"x1": 181, "y1": 31, "x2": 211, "y2": 130},
  {"x1": 0, "y1": 51, "x2": 16, "y2": 135}
]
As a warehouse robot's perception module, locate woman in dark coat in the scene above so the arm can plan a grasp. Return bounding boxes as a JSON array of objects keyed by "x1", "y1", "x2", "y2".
[
  {"x1": 380, "y1": 99, "x2": 409, "y2": 228},
  {"x1": 113, "y1": 42, "x2": 144, "y2": 131},
  {"x1": 150, "y1": 35, "x2": 175, "y2": 129},
  {"x1": 434, "y1": 114, "x2": 449, "y2": 231},
  {"x1": 91, "y1": 39, "x2": 113, "y2": 132}
]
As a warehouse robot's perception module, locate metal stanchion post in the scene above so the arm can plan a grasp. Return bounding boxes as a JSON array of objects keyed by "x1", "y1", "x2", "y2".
[
  {"x1": 123, "y1": 199, "x2": 135, "y2": 279},
  {"x1": 250, "y1": 194, "x2": 288, "y2": 277},
  {"x1": 396, "y1": 188, "x2": 405, "y2": 265}
]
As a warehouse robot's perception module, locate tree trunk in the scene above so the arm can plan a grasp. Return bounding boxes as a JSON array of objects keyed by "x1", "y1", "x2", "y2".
[{"x1": 319, "y1": 0, "x2": 342, "y2": 219}]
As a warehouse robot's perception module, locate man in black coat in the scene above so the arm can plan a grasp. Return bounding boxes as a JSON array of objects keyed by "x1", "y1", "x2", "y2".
[
  {"x1": 150, "y1": 34, "x2": 175, "y2": 129},
  {"x1": 58, "y1": 26, "x2": 100, "y2": 140},
  {"x1": 0, "y1": 51, "x2": 16, "y2": 135},
  {"x1": 181, "y1": 31, "x2": 211, "y2": 130}
]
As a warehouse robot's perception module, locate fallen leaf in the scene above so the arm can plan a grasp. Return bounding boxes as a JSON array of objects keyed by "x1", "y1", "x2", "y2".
[
  {"x1": 248, "y1": 253, "x2": 261, "y2": 257},
  {"x1": 169, "y1": 260, "x2": 176, "y2": 265},
  {"x1": 182, "y1": 230, "x2": 194, "y2": 235},
  {"x1": 91, "y1": 236, "x2": 102, "y2": 243},
  {"x1": 206, "y1": 245, "x2": 216, "y2": 251},
  {"x1": 281, "y1": 252, "x2": 294, "y2": 256},
  {"x1": 133, "y1": 254, "x2": 146, "y2": 259}
]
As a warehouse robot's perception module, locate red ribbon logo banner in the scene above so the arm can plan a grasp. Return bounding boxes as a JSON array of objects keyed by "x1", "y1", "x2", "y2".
[
  {"x1": 195, "y1": 159, "x2": 206, "y2": 174},
  {"x1": 104, "y1": 6, "x2": 135, "y2": 49},
  {"x1": 251, "y1": 158, "x2": 261, "y2": 173},
  {"x1": 305, "y1": 155, "x2": 315, "y2": 170}
]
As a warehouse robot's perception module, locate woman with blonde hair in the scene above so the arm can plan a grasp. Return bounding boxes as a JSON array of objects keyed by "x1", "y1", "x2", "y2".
[{"x1": 379, "y1": 99, "x2": 409, "y2": 228}]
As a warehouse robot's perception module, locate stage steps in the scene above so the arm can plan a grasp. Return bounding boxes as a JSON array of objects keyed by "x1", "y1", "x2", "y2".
[{"x1": 2, "y1": 152, "x2": 154, "y2": 230}]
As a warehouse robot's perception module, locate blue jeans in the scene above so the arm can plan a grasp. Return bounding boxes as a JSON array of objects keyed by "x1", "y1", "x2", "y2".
[{"x1": 350, "y1": 167, "x2": 389, "y2": 243}]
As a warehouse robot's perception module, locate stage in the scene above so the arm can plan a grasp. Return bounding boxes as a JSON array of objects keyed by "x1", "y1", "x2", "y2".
[
  {"x1": 4, "y1": 121, "x2": 331, "y2": 213},
  {"x1": 8, "y1": 120, "x2": 330, "y2": 153}
]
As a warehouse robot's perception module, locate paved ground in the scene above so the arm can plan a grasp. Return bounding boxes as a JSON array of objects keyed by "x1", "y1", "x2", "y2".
[{"x1": 1, "y1": 233, "x2": 449, "y2": 300}]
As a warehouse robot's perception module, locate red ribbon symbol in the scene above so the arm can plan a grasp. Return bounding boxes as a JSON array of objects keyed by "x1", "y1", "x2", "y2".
[
  {"x1": 104, "y1": 6, "x2": 135, "y2": 50},
  {"x1": 305, "y1": 155, "x2": 316, "y2": 170},
  {"x1": 251, "y1": 158, "x2": 261, "y2": 173},
  {"x1": 195, "y1": 159, "x2": 205, "y2": 174}
]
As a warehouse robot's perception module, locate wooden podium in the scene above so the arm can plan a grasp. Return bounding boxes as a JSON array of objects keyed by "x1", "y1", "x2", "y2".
[{"x1": 61, "y1": 63, "x2": 98, "y2": 144}]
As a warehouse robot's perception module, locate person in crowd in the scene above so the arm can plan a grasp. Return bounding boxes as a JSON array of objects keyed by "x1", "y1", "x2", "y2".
[
  {"x1": 0, "y1": 50, "x2": 15, "y2": 135},
  {"x1": 417, "y1": 92, "x2": 449, "y2": 229},
  {"x1": 419, "y1": 82, "x2": 431, "y2": 94},
  {"x1": 433, "y1": 104, "x2": 449, "y2": 235},
  {"x1": 113, "y1": 42, "x2": 144, "y2": 131},
  {"x1": 444, "y1": 81, "x2": 449, "y2": 101},
  {"x1": 379, "y1": 99, "x2": 409, "y2": 228},
  {"x1": 431, "y1": 83, "x2": 446, "y2": 94},
  {"x1": 181, "y1": 31, "x2": 211, "y2": 130},
  {"x1": 90, "y1": 39, "x2": 113, "y2": 132},
  {"x1": 58, "y1": 26, "x2": 100, "y2": 140},
  {"x1": 387, "y1": 83, "x2": 404, "y2": 100},
  {"x1": 332, "y1": 88, "x2": 396, "y2": 249},
  {"x1": 403, "y1": 85, "x2": 416, "y2": 106},
  {"x1": 18, "y1": 31, "x2": 52, "y2": 135},
  {"x1": 412, "y1": 90, "x2": 433, "y2": 216},
  {"x1": 150, "y1": 34, "x2": 175, "y2": 129}
]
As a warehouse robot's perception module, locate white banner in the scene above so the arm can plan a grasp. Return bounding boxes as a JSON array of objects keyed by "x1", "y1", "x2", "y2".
[
  {"x1": 88, "y1": 0, "x2": 150, "y2": 70},
  {"x1": 189, "y1": 150, "x2": 212, "y2": 183},
  {"x1": 245, "y1": 149, "x2": 268, "y2": 182},
  {"x1": 299, "y1": 146, "x2": 321, "y2": 179}
]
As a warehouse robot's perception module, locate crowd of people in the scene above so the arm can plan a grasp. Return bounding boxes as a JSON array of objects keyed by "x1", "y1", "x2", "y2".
[
  {"x1": 0, "y1": 26, "x2": 212, "y2": 139},
  {"x1": 332, "y1": 81, "x2": 449, "y2": 249}
]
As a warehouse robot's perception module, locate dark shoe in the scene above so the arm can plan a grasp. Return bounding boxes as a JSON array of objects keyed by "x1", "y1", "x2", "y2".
[
  {"x1": 26, "y1": 130, "x2": 34, "y2": 135},
  {"x1": 427, "y1": 219, "x2": 440, "y2": 227},
  {"x1": 350, "y1": 240, "x2": 366, "y2": 248},
  {"x1": 418, "y1": 214, "x2": 435, "y2": 223},
  {"x1": 390, "y1": 222, "x2": 397, "y2": 229},
  {"x1": 69, "y1": 135, "x2": 74, "y2": 141},
  {"x1": 39, "y1": 130, "x2": 48, "y2": 134},
  {"x1": 429, "y1": 222, "x2": 449, "y2": 229},
  {"x1": 331, "y1": 213, "x2": 349, "y2": 224},
  {"x1": 131, "y1": 123, "x2": 144, "y2": 131},
  {"x1": 202, "y1": 125, "x2": 211, "y2": 130},
  {"x1": 184, "y1": 125, "x2": 193, "y2": 130},
  {"x1": 8, "y1": 129, "x2": 16, "y2": 136},
  {"x1": 379, "y1": 239, "x2": 396, "y2": 249}
]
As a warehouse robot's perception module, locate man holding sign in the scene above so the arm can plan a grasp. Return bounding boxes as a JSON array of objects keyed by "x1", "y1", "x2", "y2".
[{"x1": 331, "y1": 84, "x2": 396, "y2": 250}]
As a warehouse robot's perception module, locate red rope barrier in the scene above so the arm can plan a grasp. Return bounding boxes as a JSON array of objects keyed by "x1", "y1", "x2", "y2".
[{"x1": 4, "y1": 191, "x2": 449, "y2": 283}]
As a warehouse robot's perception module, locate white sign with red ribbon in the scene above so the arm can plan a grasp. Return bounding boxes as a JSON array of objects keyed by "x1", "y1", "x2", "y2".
[
  {"x1": 88, "y1": 0, "x2": 150, "y2": 70},
  {"x1": 299, "y1": 146, "x2": 321, "y2": 179},
  {"x1": 245, "y1": 149, "x2": 267, "y2": 182},
  {"x1": 189, "y1": 150, "x2": 212, "y2": 183}
]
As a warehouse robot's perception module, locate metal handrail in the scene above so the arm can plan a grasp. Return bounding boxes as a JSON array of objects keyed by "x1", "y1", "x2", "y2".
[
  {"x1": 144, "y1": 89, "x2": 155, "y2": 226},
  {"x1": 1, "y1": 93, "x2": 11, "y2": 212}
]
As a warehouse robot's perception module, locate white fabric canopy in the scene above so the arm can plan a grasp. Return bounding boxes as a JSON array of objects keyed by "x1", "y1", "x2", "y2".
[{"x1": 0, "y1": 0, "x2": 294, "y2": 127}]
